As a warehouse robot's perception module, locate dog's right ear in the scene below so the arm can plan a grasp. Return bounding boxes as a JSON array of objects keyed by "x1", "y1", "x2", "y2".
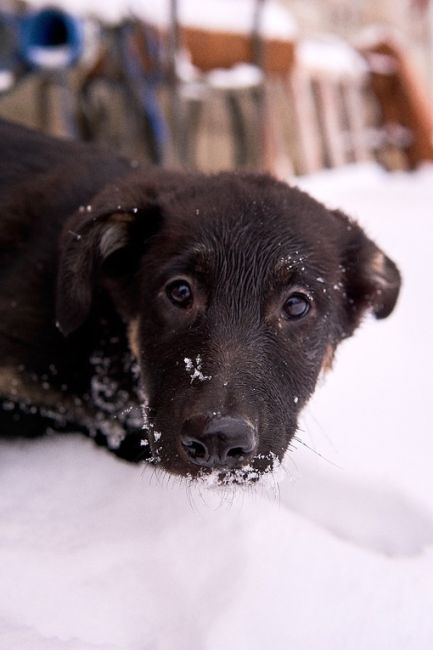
[
  {"x1": 56, "y1": 186, "x2": 163, "y2": 336},
  {"x1": 332, "y1": 209, "x2": 402, "y2": 338}
]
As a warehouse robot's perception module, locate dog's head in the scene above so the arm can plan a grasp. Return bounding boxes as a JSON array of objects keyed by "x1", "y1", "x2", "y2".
[{"x1": 56, "y1": 171, "x2": 400, "y2": 481}]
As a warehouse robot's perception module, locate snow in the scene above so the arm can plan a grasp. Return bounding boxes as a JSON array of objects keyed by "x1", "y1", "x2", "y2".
[
  {"x1": 24, "y1": 0, "x2": 298, "y2": 38},
  {"x1": 184, "y1": 355, "x2": 212, "y2": 383},
  {"x1": 297, "y1": 35, "x2": 368, "y2": 78},
  {"x1": 0, "y1": 71, "x2": 15, "y2": 93},
  {"x1": 198, "y1": 64, "x2": 263, "y2": 90},
  {"x1": 1, "y1": 162, "x2": 433, "y2": 648},
  {"x1": 23, "y1": 46, "x2": 76, "y2": 70}
]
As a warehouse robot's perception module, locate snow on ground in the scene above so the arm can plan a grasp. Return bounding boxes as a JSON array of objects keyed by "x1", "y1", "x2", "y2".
[
  {"x1": 297, "y1": 35, "x2": 367, "y2": 77},
  {"x1": 1, "y1": 163, "x2": 433, "y2": 649}
]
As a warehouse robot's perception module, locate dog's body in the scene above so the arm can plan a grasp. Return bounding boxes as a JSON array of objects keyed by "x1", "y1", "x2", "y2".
[
  {"x1": 0, "y1": 120, "x2": 401, "y2": 481},
  {"x1": 0, "y1": 121, "x2": 142, "y2": 451}
]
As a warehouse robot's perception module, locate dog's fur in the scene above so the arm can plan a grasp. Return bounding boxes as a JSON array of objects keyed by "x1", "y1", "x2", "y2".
[{"x1": 0, "y1": 120, "x2": 401, "y2": 480}]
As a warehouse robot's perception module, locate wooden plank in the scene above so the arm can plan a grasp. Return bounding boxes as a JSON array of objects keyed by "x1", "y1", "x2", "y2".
[
  {"x1": 342, "y1": 77, "x2": 371, "y2": 162},
  {"x1": 315, "y1": 77, "x2": 346, "y2": 168},
  {"x1": 288, "y1": 70, "x2": 323, "y2": 174}
]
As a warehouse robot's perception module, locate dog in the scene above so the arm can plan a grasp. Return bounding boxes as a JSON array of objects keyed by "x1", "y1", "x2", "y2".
[{"x1": 0, "y1": 119, "x2": 401, "y2": 482}]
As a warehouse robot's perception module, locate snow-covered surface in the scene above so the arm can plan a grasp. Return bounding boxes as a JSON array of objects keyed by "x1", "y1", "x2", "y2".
[
  {"x1": 24, "y1": 0, "x2": 298, "y2": 38},
  {"x1": 1, "y1": 162, "x2": 433, "y2": 648},
  {"x1": 132, "y1": 0, "x2": 298, "y2": 40},
  {"x1": 23, "y1": 46, "x2": 76, "y2": 70},
  {"x1": 0, "y1": 70, "x2": 15, "y2": 93},
  {"x1": 297, "y1": 35, "x2": 368, "y2": 78}
]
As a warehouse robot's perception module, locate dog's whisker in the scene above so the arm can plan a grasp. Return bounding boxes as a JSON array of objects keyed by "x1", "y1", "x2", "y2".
[
  {"x1": 185, "y1": 481, "x2": 199, "y2": 514},
  {"x1": 292, "y1": 434, "x2": 342, "y2": 469},
  {"x1": 303, "y1": 408, "x2": 339, "y2": 454},
  {"x1": 284, "y1": 451, "x2": 299, "y2": 477}
]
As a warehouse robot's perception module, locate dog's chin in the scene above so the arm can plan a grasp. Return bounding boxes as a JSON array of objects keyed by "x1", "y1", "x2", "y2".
[
  {"x1": 148, "y1": 446, "x2": 282, "y2": 487},
  {"x1": 193, "y1": 466, "x2": 266, "y2": 487}
]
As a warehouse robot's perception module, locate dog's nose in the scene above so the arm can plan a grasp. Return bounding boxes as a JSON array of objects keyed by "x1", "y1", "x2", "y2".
[{"x1": 180, "y1": 415, "x2": 257, "y2": 468}]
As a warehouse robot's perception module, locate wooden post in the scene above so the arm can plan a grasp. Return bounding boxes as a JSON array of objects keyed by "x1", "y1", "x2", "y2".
[
  {"x1": 342, "y1": 76, "x2": 370, "y2": 163},
  {"x1": 288, "y1": 70, "x2": 323, "y2": 174}
]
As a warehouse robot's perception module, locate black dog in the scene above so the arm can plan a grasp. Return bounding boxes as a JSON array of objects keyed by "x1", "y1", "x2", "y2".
[{"x1": 0, "y1": 120, "x2": 401, "y2": 481}]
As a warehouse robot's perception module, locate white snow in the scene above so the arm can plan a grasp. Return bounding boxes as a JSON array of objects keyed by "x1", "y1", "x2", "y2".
[
  {"x1": 1, "y1": 162, "x2": 433, "y2": 648},
  {"x1": 24, "y1": 0, "x2": 298, "y2": 38},
  {"x1": 297, "y1": 35, "x2": 368, "y2": 78},
  {"x1": 131, "y1": 0, "x2": 298, "y2": 40},
  {"x1": 24, "y1": 46, "x2": 76, "y2": 70},
  {"x1": 199, "y1": 64, "x2": 264, "y2": 90},
  {"x1": 0, "y1": 71, "x2": 15, "y2": 94},
  {"x1": 184, "y1": 355, "x2": 212, "y2": 383}
]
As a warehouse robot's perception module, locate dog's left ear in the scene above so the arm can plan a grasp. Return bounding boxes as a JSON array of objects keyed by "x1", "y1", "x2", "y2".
[
  {"x1": 56, "y1": 185, "x2": 162, "y2": 336},
  {"x1": 335, "y1": 209, "x2": 402, "y2": 337}
]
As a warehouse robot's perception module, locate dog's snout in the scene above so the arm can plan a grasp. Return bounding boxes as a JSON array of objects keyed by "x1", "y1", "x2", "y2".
[{"x1": 180, "y1": 415, "x2": 257, "y2": 468}]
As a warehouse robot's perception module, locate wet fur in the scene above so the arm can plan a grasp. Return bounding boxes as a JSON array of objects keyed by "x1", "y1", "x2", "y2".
[{"x1": 0, "y1": 120, "x2": 401, "y2": 476}]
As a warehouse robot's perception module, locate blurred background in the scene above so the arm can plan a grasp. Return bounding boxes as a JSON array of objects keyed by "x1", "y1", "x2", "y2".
[{"x1": 0, "y1": 0, "x2": 432, "y2": 176}]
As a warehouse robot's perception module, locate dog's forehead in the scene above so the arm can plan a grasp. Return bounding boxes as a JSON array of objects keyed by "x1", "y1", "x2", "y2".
[
  {"x1": 174, "y1": 178, "x2": 335, "y2": 239},
  {"x1": 171, "y1": 205, "x2": 335, "y2": 280},
  {"x1": 157, "y1": 231, "x2": 327, "y2": 300},
  {"x1": 151, "y1": 178, "x2": 344, "y2": 286}
]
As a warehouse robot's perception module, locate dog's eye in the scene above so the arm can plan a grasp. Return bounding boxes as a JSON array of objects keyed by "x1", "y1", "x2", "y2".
[
  {"x1": 283, "y1": 293, "x2": 311, "y2": 320},
  {"x1": 166, "y1": 280, "x2": 193, "y2": 307}
]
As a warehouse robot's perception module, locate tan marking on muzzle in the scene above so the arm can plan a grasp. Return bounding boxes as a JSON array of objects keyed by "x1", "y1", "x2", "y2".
[
  {"x1": 321, "y1": 344, "x2": 335, "y2": 374},
  {"x1": 128, "y1": 319, "x2": 140, "y2": 359}
]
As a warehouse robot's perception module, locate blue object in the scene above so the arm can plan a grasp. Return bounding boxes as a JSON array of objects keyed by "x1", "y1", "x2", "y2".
[
  {"x1": 19, "y1": 7, "x2": 84, "y2": 70},
  {"x1": 119, "y1": 22, "x2": 168, "y2": 161}
]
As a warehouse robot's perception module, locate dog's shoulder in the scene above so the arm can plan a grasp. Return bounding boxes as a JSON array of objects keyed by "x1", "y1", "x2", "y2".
[
  {"x1": 0, "y1": 121, "x2": 142, "y2": 374},
  {"x1": 1, "y1": 119, "x2": 80, "y2": 192},
  {"x1": 0, "y1": 120, "x2": 141, "y2": 267},
  {"x1": 0, "y1": 119, "x2": 133, "y2": 202}
]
